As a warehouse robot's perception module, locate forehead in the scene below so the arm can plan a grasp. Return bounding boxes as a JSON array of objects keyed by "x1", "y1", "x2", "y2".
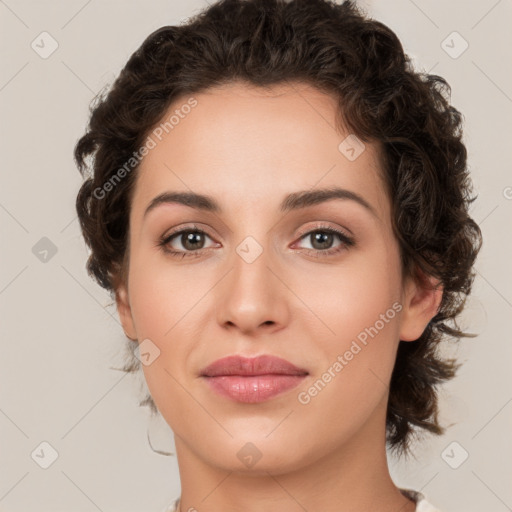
[{"x1": 131, "y1": 81, "x2": 387, "y2": 220}]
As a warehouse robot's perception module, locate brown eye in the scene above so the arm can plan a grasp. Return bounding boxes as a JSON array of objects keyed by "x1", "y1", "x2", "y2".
[
  {"x1": 308, "y1": 231, "x2": 336, "y2": 250},
  {"x1": 294, "y1": 226, "x2": 355, "y2": 259},
  {"x1": 176, "y1": 231, "x2": 207, "y2": 251},
  {"x1": 159, "y1": 227, "x2": 217, "y2": 258}
]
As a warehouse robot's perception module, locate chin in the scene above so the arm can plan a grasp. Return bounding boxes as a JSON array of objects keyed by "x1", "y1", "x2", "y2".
[{"x1": 189, "y1": 431, "x2": 315, "y2": 475}]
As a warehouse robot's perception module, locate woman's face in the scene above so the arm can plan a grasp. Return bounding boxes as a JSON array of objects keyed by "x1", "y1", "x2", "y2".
[{"x1": 116, "y1": 81, "x2": 436, "y2": 473}]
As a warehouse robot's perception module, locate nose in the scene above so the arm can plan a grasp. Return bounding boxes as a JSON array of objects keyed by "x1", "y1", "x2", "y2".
[{"x1": 215, "y1": 238, "x2": 290, "y2": 336}]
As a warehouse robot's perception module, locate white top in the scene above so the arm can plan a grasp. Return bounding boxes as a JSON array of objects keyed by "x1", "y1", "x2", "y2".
[{"x1": 163, "y1": 489, "x2": 441, "y2": 512}]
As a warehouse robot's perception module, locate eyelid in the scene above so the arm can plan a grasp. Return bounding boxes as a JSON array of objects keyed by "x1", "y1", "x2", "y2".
[
  {"x1": 161, "y1": 222, "x2": 351, "y2": 242},
  {"x1": 162, "y1": 222, "x2": 216, "y2": 239},
  {"x1": 294, "y1": 221, "x2": 353, "y2": 241}
]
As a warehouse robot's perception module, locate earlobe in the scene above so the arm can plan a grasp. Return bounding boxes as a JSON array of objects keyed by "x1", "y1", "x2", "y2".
[
  {"x1": 399, "y1": 271, "x2": 443, "y2": 342},
  {"x1": 115, "y1": 284, "x2": 138, "y2": 342}
]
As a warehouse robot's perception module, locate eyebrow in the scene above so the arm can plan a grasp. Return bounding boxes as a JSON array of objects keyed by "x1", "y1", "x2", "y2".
[{"x1": 143, "y1": 186, "x2": 377, "y2": 219}]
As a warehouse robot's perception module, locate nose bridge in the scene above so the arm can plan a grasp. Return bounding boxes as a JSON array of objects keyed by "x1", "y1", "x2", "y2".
[
  {"x1": 233, "y1": 233, "x2": 273, "y2": 289},
  {"x1": 215, "y1": 230, "x2": 288, "y2": 333}
]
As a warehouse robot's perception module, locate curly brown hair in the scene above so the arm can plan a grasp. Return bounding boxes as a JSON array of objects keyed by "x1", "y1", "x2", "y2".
[{"x1": 74, "y1": 0, "x2": 482, "y2": 454}]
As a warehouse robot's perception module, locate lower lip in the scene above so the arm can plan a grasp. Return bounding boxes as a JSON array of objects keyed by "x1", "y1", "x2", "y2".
[{"x1": 202, "y1": 374, "x2": 307, "y2": 403}]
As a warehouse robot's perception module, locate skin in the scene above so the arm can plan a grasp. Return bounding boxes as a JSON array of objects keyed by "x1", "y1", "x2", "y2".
[{"x1": 116, "y1": 81, "x2": 442, "y2": 512}]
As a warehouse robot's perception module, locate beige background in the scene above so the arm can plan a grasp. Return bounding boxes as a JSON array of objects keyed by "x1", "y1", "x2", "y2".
[{"x1": 1, "y1": 1, "x2": 511, "y2": 511}]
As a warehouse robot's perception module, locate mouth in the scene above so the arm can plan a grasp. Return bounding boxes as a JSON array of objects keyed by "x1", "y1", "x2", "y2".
[{"x1": 200, "y1": 354, "x2": 309, "y2": 403}]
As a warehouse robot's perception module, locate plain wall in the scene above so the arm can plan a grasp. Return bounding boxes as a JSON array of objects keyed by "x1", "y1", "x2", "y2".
[{"x1": 1, "y1": 1, "x2": 511, "y2": 511}]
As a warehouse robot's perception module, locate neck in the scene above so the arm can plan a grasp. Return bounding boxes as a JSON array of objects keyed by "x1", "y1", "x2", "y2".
[{"x1": 172, "y1": 403, "x2": 415, "y2": 512}]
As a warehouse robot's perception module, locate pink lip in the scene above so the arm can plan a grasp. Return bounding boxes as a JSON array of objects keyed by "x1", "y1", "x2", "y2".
[{"x1": 200, "y1": 355, "x2": 308, "y2": 403}]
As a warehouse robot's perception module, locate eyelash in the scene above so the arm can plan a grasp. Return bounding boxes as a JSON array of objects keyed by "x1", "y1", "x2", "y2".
[{"x1": 157, "y1": 223, "x2": 355, "y2": 260}]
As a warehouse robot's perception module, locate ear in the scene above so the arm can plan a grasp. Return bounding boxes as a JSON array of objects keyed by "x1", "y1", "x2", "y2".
[
  {"x1": 115, "y1": 282, "x2": 138, "y2": 342},
  {"x1": 399, "y1": 269, "x2": 443, "y2": 342}
]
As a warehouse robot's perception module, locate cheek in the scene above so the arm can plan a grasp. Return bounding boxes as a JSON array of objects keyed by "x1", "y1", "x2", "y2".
[
  {"x1": 294, "y1": 272, "x2": 402, "y2": 442},
  {"x1": 294, "y1": 246, "x2": 402, "y2": 347},
  {"x1": 298, "y1": 241, "x2": 403, "y2": 395},
  {"x1": 126, "y1": 252, "x2": 215, "y2": 400},
  {"x1": 127, "y1": 249, "x2": 200, "y2": 339}
]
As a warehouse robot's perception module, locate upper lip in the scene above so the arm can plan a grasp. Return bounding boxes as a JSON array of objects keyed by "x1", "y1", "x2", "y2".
[{"x1": 200, "y1": 355, "x2": 309, "y2": 377}]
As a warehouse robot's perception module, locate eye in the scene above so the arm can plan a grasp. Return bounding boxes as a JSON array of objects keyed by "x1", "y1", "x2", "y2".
[
  {"x1": 293, "y1": 225, "x2": 355, "y2": 258},
  {"x1": 158, "y1": 225, "x2": 218, "y2": 259},
  {"x1": 157, "y1": 223, "x2": 355, "y2": 260}
]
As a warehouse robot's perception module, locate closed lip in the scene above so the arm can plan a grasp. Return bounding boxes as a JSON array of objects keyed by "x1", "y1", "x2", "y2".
[{"x1": 200, "y1": 354, "x2": 309, "y2": 377}]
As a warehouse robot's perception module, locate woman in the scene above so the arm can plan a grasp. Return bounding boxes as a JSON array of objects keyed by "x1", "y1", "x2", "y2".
[{"x1": 74, "y1": 1, "x2": 482, "y2": 510}]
